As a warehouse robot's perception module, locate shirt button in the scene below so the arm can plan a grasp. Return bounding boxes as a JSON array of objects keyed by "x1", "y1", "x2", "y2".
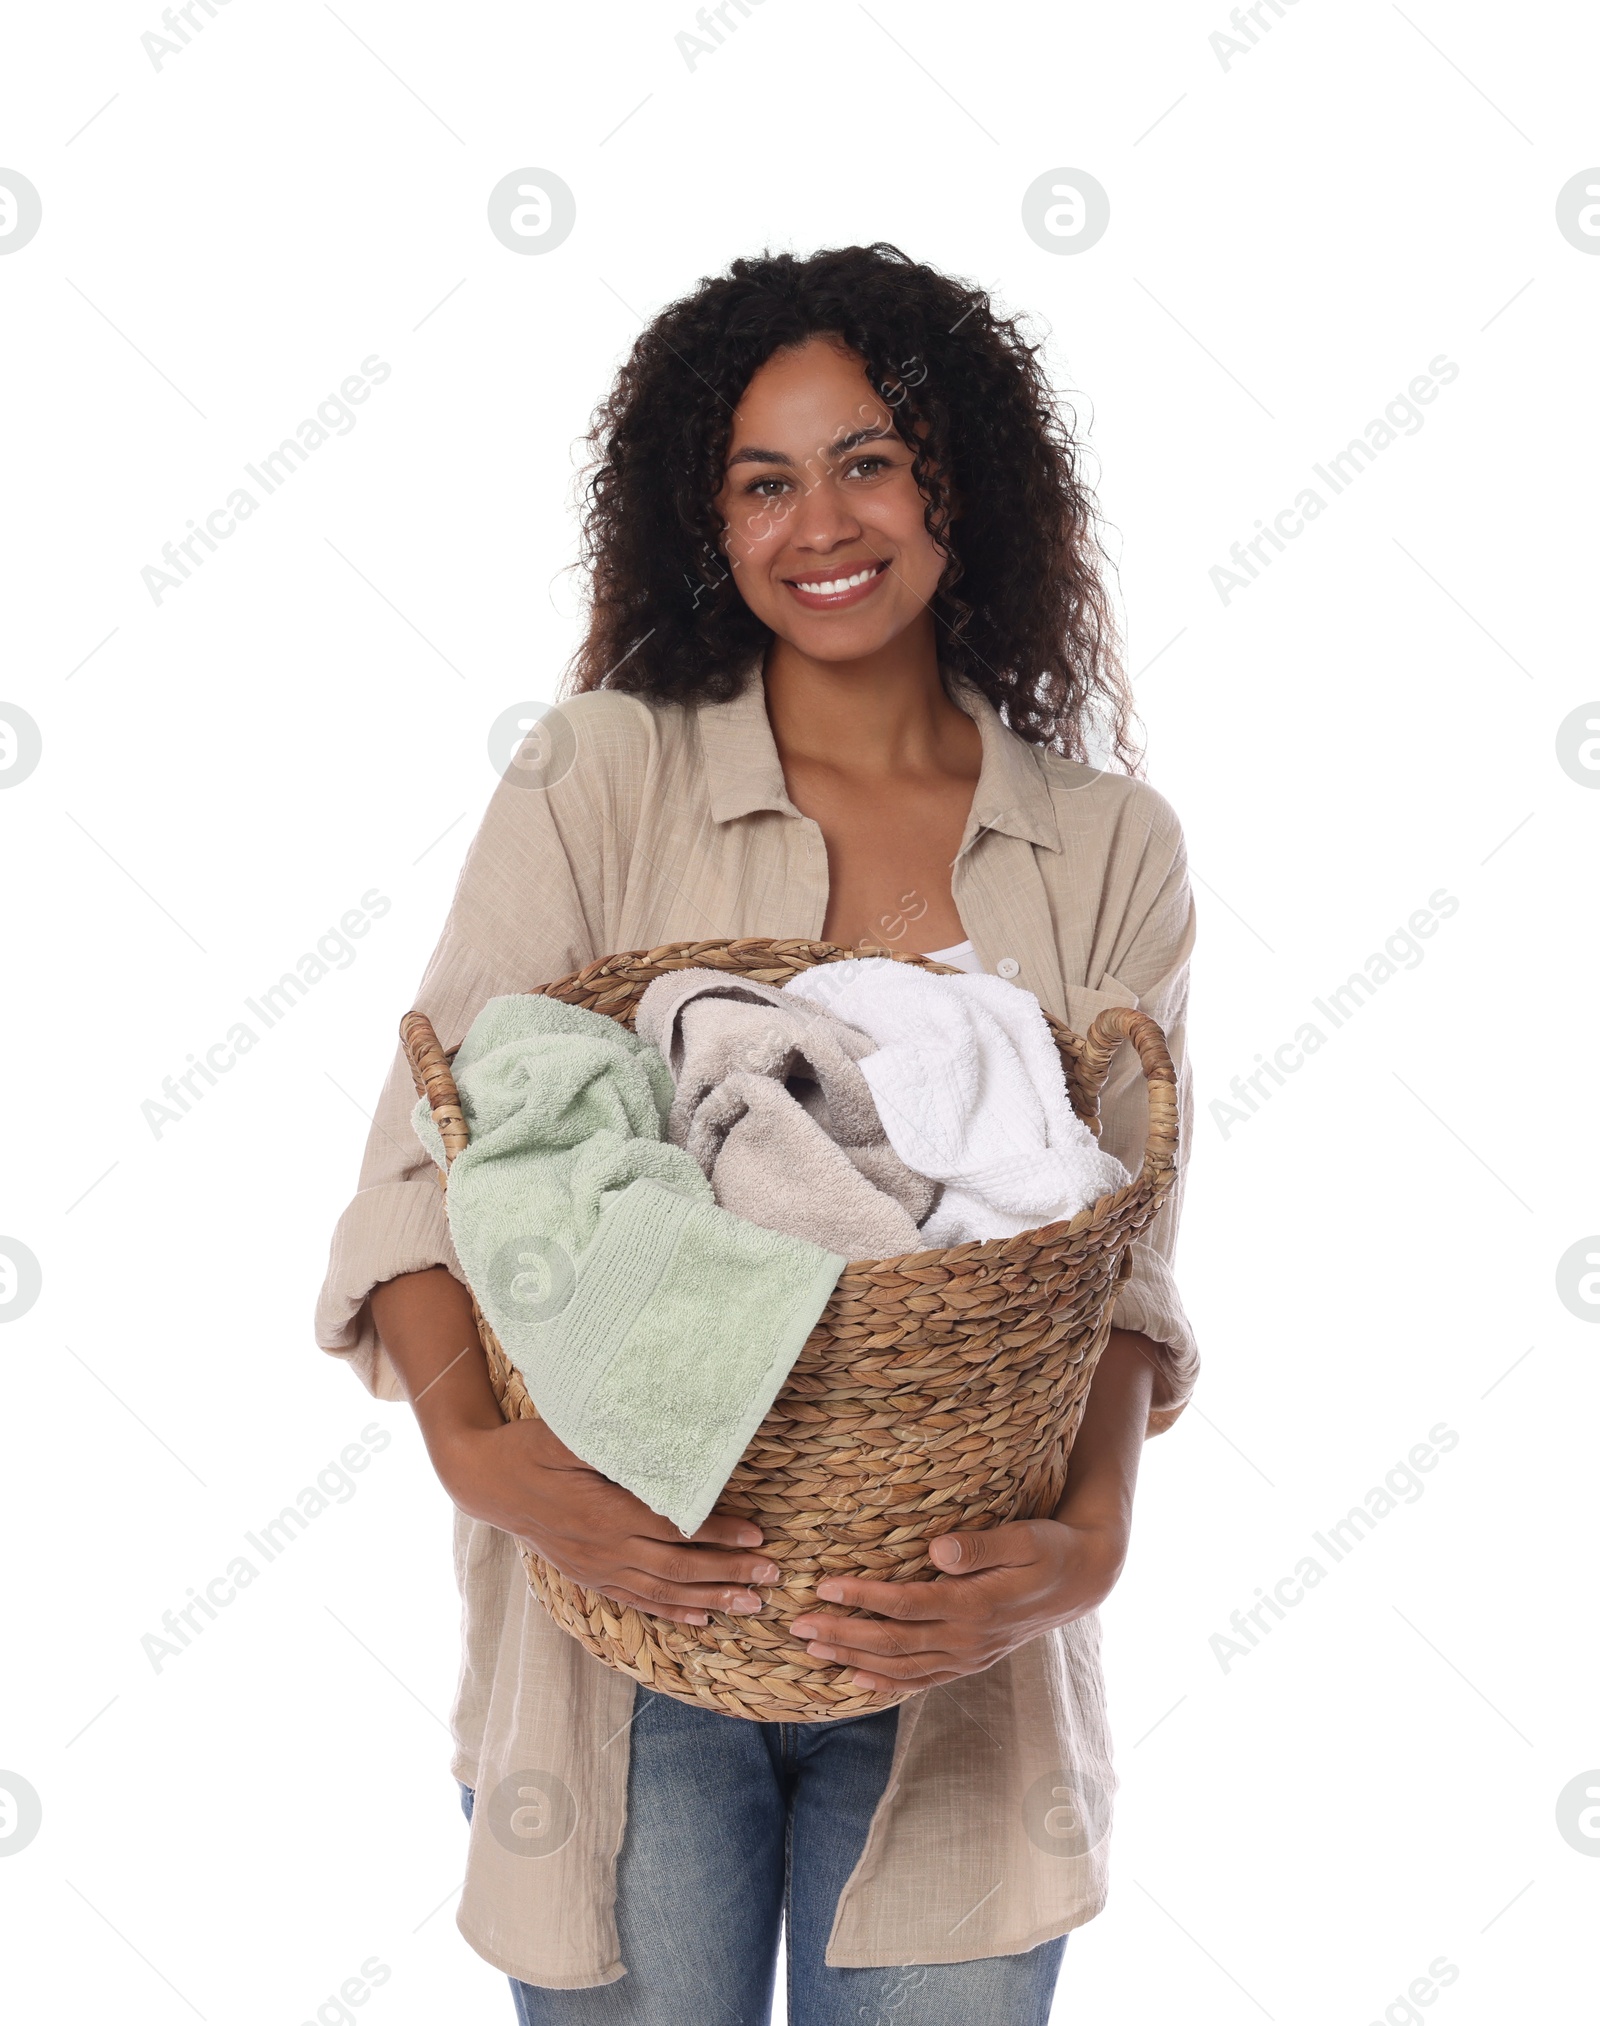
[{"x1": 996, "y1": 957, "x2": 1020, "y2": 979}]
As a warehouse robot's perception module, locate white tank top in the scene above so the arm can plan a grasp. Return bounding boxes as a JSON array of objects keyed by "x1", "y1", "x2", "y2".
[{"x1": 919, "y1": 938, "x2": 983, "y2": 973}]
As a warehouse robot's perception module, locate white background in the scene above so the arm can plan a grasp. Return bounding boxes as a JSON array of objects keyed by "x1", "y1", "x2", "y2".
[{"x1": 2, "y1": 1, "x2": 1597, "y2": 2020}]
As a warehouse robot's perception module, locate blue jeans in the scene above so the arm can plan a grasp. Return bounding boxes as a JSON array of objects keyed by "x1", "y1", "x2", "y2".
[{"x1": 460, "y1": 1683, "x2": 1065, "y2": 2024}]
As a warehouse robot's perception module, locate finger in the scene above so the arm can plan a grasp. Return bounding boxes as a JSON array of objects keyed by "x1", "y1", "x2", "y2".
[
  {"x1": 846, "y1": 1662, "x2": 964, "y2": 1692},
  {"x1": 616, "y1": 1566, "x2": 772, "y2": 1616},
  {"x1": 628, "y1": 1509, "x2": 765, "y2": 1551},
  {"x1": 594, "y1": 1587, "x2": 712, "y2": 1627},
  {"x1": 799, "y1": 1576, "x2": 953, "y2": 1622},
  {"x1": 823, "y1": 1640, "x2": 966, "y2": 1683},
  {"x1": 927, "y1": 1522, "x2": 1041, "y2": 1575},
  {"x1": 687, "y1": 1514, "x2": 766, "y2": 1550},
  {"x1": 628, "y1": 1539, "x2": 782, "y2": 1593},
  {"x1": 532, "y1": 1540, "x2": 777, "y2": 1616},
  {"x1": 794, "y1": 1617, "x2": 952, "y2": 1661},
  {"x1": 583, "y1": 1574, "x2": 772, "y2": 1626}
]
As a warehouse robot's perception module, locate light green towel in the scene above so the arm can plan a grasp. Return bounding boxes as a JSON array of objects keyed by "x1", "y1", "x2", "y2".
[{"x1": 412, "y1": 994, "x2": 846, "y2": 1535}]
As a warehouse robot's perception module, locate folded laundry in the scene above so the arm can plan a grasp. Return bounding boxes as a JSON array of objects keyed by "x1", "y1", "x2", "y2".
[
  {"x1": 411, "y1": 993, "x2": 845, "y2": 1535},
  {"x1": 783, "y1": 958, "x2": 1130, "y2": 1246},
  {"x1": 634, "y1": 968, "x2": 935, "y2": 1260}
]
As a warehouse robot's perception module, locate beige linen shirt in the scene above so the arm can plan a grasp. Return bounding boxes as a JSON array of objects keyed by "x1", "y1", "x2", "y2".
[{"x1": 314, "y1": 662, "x2": 1199, "y2": 1989}]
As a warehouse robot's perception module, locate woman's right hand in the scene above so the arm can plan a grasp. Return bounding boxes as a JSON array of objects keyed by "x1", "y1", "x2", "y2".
[
  {"x1": 369, "y1": 1267, "x2": 777, "y2": 1627},
  {"x1": 434, "y1": 1414, "x2": 780, "y2": 1627}
]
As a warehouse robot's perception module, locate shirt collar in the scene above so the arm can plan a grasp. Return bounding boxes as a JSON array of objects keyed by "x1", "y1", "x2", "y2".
[
  {"x1": 698, "y1": 657, "x2": 800, "y2": 823},
  {"x1": 697, "y1": 657, "x2": 1062, "y2": 854}
]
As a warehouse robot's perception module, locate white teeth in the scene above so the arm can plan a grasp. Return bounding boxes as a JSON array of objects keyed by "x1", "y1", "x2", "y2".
[{"x1": 792, "y1": 565, "x2": 879, "y2": 597}]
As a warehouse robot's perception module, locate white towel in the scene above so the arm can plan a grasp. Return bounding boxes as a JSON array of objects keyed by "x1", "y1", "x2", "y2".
[{"x1": 783, "y1": 958, "x2": 1130, "y2": 1246}]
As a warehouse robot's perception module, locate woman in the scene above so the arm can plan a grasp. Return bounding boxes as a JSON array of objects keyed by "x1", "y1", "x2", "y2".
[{"x1": 316, "y1": 241, "x2": 1199, "y2": 2024}]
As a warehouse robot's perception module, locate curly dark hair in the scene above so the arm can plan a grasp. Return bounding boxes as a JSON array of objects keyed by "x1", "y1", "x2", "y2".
[{"x1": 565, "y1": 241, "x2": 1138, "y2": 769}]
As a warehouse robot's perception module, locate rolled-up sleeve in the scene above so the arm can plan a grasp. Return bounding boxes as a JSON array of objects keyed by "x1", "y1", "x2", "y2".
[
  {"x1": 313, "y1": 696, "x2": 642, "y2": 1399},
  {"x1": 1084, "y1": 789, "x2": 1199, "y2": 1437}
]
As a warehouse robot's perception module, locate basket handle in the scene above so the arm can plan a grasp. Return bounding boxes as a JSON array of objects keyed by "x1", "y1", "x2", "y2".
[
  {"x1": 1073, "y1": 1006, "x2": 1179, "y2": 1187},
  {"x1": 400, "y1": 1011, "x2": 468, "y2": 1164}
]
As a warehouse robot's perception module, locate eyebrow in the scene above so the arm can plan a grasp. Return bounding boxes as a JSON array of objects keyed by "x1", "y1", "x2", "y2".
[{"x1": 724, "y1": 423, "x2": 898, "y2": 470}]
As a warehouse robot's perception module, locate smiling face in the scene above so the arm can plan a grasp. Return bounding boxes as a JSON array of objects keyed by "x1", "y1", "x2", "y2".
[{"x1": 712, "y1": 335, "x2": 951, "y2": 666}]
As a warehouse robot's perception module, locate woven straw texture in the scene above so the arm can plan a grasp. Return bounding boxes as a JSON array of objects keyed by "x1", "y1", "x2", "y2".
[{"x1": 401, "y1": 938, "x2": 1178, "y2": 1723}]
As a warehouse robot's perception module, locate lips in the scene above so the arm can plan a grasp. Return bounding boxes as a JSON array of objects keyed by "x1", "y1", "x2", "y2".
[{"x1": 781, "y1": 559, "x2": 889, "y2": 610}]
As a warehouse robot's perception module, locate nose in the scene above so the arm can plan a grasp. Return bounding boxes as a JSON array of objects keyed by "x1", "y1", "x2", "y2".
[{"x1": 784, "y1": 470, "x2": 865, "y2": 554}]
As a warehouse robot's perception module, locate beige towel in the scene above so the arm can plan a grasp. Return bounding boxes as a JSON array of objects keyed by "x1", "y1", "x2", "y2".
[{"x1": 634, "y1": 969, "x2": 935, "y2": 1260}]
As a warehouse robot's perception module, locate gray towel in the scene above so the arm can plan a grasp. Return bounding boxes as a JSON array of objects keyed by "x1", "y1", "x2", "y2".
[{"x1": 634, "y1": 968, "x2": 935, "y2": 1260}]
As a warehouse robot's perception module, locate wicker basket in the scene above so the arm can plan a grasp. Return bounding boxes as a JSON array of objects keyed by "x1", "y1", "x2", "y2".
[{"x1": 400, "y1": 937, "x2": 1178, "y2": 1723}]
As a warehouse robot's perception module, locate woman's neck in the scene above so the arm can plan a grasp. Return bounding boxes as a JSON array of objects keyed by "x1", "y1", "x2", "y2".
[{"x1": 761, "y1": 619, "x2": 975, "y2": 778}]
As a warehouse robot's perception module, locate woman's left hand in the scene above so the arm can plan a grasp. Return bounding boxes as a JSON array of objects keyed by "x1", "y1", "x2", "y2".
[
  {"x1": 789, "y1": 1327, "x2": 1164, "y2": 1691},
  {"x1": 788, "y1": 1512, "x2": 1129, "y2": 1692}
]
